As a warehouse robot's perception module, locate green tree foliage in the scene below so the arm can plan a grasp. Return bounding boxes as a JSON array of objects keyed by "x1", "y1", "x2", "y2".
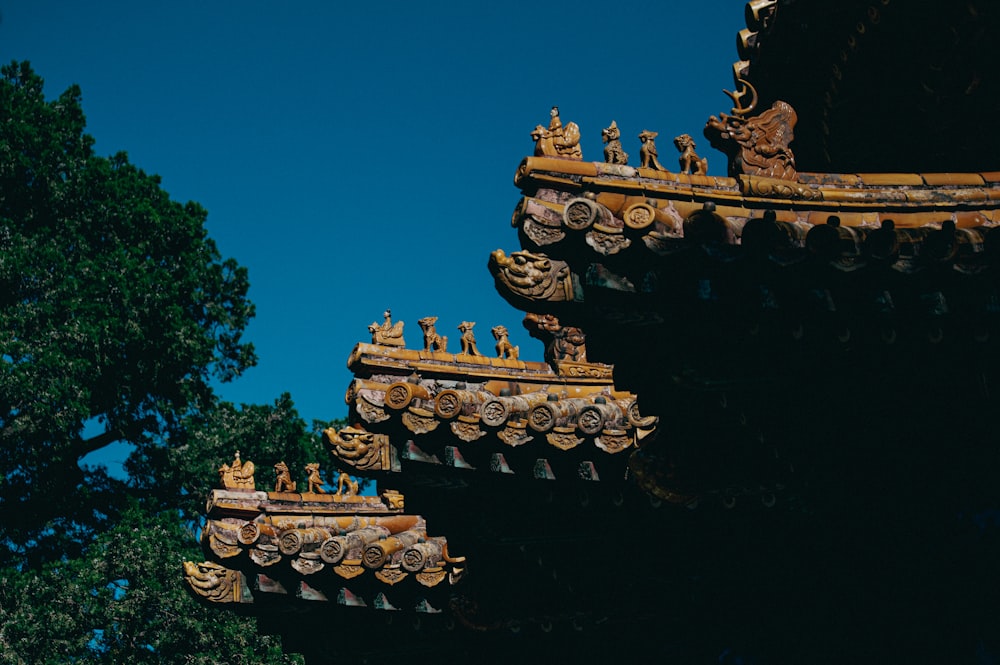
[
  {"x1": 0, "y1": 62, "x2": 325, "y2": 663},
  {"x1": 0, "y1": 503, "x2": 302, "y2": 665},
  {"x1": 0, "y1": 60, "x2": 256, "y2": 566}
]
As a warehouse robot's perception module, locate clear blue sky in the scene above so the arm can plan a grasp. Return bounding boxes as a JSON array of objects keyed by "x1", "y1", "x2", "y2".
[{"x1": 1, "y1": 1, "x2": 745, "y2": 469}]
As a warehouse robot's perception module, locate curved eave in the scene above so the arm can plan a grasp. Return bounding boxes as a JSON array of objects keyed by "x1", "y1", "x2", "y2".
[{"x1": 186, "y1": 489, "x2": 464, "y2": 608}]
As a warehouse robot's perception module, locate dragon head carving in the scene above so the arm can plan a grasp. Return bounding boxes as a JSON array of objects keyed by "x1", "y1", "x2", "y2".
[
  {"x1": 323, "y1": 425, "x2": 390, "y2": 472},
  {"x1": 489, "y1": 249, "x2": 575, "y2": 302}
]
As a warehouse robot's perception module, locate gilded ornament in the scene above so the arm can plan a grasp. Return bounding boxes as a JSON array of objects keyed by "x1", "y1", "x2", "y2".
[
  {"x1": 595, "y1": 429, "x2": 633, "y2": 454},
  {"x1": 375, "y1": 567, "x2": 409, "y2": 585},
  {"x1": 523, "y1": 313, "x2": 588, "y2": 363},
  {"x1": 491, "y1": 325, "x2": 519, "y2": 360},
  {"x1": 602, "y1": 120, "x2": 628, "y2": 165},
  {"x1": 368, "y1": 308, "x2": 405, "y2": 347},
  {"x1": 333, "y1": 563, "x2": 366, "y2": 580},
  {"x1": 207, "y1": 532, "x2": 241, "y2": 559},
  {"x1": 218, "y1": 450, "x2": 255, "y2": 490},
  {"x1": 522, "y1": 218, "x2": 566, "y2": 246},
  {"x1": 304, "y1": 462, "x2": 328, "y2": 494},
  {"x1": 333, "y1": 472, "x2": 359, "y2": 499},
  {"x1": 249, "y1": 547, "x2": 281, "y2": 567},
  {"x1": 382, "y1": 489, "x2": 405, "y2": 510},
  {"x1": 291, "y1": 557, "x2": 325, "y2": 575},
  {"x1": 320, "y1": 537, "x2": 346, "y2": 564},
  {"x1": 238, "y1": 521, "x2": 260, "y2": 545},
  {"x1": 705, "y1": 96, "x2": 798, "y2": 180},
  {"x1": 489, "y1": 249, "x2": 575, "y2": 302},
  {"x1": 531, "y1": 106, "x2": 583, "y2": 160},
  {"x1": 355, "y1": 396, "x2": 389, "y2": 424},
  {"x1": 273, "y1": 461, "x2": 296, "y2": 492},
  {"x1": 497, "y1": 423, "x2": 533, "y2": 447},
  {"x1": 623, "y1": 203, "x2": 656, "y2": 230},
  {"x1": 563, "y1": 198, "x2": 600, "y2": 231},
  {"x1": 742, "y1": 175, "x2": 821, "y2": 200},
  {"x1": 183, "y1": 561, "x2": 240, "y2": 603},
  {"x1": 416, "y1": 568, "x2": 449, "y2": 588},
  {"x1": 585, "y1": 229, "x2": 631, "y2": 255},
  {"x1": 323, "y1": 426, "x2": 391, "y2": 471},
  {"x1": 546, "y1": 428, "x2": 583, "y2": 451},
  {"x1": 457, "y1": 321, "x2": 481, "y2": 355},
  {"x1": 450, "y1": 419, "x2": 486, "y2": 442},
  {"x1": 639, "y1": 130, "x2": 668, "y2": 171},
  {"x1": 401, "y1": 409, "x2": 440, "y2": 434},
  {"x1": 417, "y1": 316, "x2": 448, "y2": 353},
  {"x1": 674, "y1": 134, "x2": 708, "y2": 175}
]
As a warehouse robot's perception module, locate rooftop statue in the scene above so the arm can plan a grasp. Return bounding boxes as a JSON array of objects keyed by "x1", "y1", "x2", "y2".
[
  {"x1": 368, "y1": 308, "x2": 405, "y2": 347},
  {"x1": 602, "y1": 120, "x2": 628, "y2": 165},
  {"x1": 305, "y1": 463, "x2": 328, "y2": 494},
  {"x1": 491, "y1": 325, "x2": 519, "y2": 360},
  {"x1": 531, "y1": 106, "x2": 582, "y2": 160},
  {"x1": 638, "y1": 130, "x2": 668, "y2": 171},
  {"x1": 273, "y1": 461, "x2": 296, "y2": 492},
  {"x1": 704, "y1": 80, "x2": 798, "y2": 179},
  {"x1": 218, "y1": 450, "x2": 255, "y2": 490},
  {"x1": 417, "y1": 316, "x2": 447, "y2": 352},
  {"x1": 674, "y1": 133, "x2": 707, "y2": 175},
  {"x1": 523, "y1": 313, "x2": 587, "y2": 364},
  {"x1": 457, "y1": 321, "x2": 481, "y2": 355}
]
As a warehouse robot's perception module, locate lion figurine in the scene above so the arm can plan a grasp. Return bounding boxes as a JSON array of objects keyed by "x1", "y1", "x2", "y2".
[
  {"x1": 418, "y1": 315, "x2": 448, "y2": 352},
  {"x1": 602, "y1": 120, "x2": 628, "y2": 165},
  {"x1": 492, "y1": 325, "x2": 519, "y2": 360},
  {"x1": 674, "y1": 134, "x2": 708, "y2": 175},
  {"x1": 273, "y1": 461, "x2": 296, "y2": 492}
]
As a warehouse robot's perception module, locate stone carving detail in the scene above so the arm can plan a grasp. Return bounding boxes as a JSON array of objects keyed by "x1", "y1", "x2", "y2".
[
  {"x1": 458, "y1": 321, "x2": 481, "y2": 355},
  {"x1": 218, "y1": 451, "x2": 255, "y2": 490},
  {"x1": 382, "y1": 489, "x2": 405, "y2": 509},
  {"x1": 334, "y1": 472, "x2": 359, "y2": 498},
  {"x1": 451, "y1": 419, "x2": 487, "y2": 442},
  {"x1": 705, "y1": 85, "x2": 798, "y2": 180},
  {"x1": 563, "y1": 198, "x2": 600, "y2": 231},
  {"x1": 602, "y1": 120, "x2": 628, "y2": 165},
  {"x1": 674, "y1": 134, "x2": 708, "y2": 175},
  {"x1": 355, "y1": 396, "x2": 389, "y2": 424},
  {"x1": 497, "y1": 423, "x2": 533, "y2": 447},
  {"x1": 547, "y1": 429, "x2": 583, "y2": 451},
  {"x1": 523, "y1": 312, "x2": 587, "y2": 364},
  {"x1": 273, "y1": 461, "x2": 296, "y2": 492},
  {"x1": 305, "y1": 463, "x2": 328, "y2": 493},
  {"x1": 490, "y1": 250, "x2": 575, "y2": 302},
  {"x1": 323, "y1": 426, "x2": 392, "y2": 471},
  {"x1": 623, "y1": 203, "x2": 656, "y2": 231},
  {"x1": 586, "y1": 229, "x2": 631, "y2": 256},
  {"x1": 639, "y1": 130, "x2": 668, "y2": 171},
  {"x1": 531, "y1": 106, "x2": 582, "y2": 159},
  {"x1": 416, "y1": 569, "x2": 448, "y2": 588},
  {"x1": 595, "y1": 430, "x2": 633, "y2": 454},
  {"x1": 491, "y1": 325, "x2": 519, "y2": 359},
  {"x1": 417, "y1": 316, "x2": 447, "y2": 353},
  {"x1": 368, "y1": 309, "x2": 405, "y2": 347},
  {"x1": 183, "y1": 561, "x2": 240, "y2": 603},
  {"x1": 742, "y1": 176, "x2": 821, "y2": 201},
  {"x1": 401, "y1": 409, "x2": 440, "y2": 435}
]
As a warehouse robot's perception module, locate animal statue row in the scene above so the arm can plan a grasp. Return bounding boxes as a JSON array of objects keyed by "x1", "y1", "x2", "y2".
[
  {"x1": 273, "y1": 460, "x2": 359, "y2": 497},
  {"x1": 531, "y1": 106, "x2": 708, "y2": 175},
  {"x1": 366, "y1": 312, "x2": 519, "y2": 359}
]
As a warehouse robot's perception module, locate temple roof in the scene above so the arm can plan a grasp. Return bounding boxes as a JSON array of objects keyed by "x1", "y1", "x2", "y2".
[
  {"x1": 185, "y1": 481, "x2": 463, "y2": 612},
  {"x1": 331, "y1": 316, "x2": 656, "y2": 482}
]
